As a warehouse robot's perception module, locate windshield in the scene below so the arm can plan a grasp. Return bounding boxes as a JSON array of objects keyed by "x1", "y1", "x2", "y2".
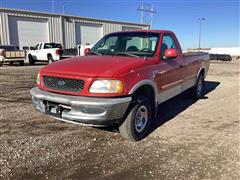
[{"x1": 90, "y1": 32, "x2": 159, "y2": 57}]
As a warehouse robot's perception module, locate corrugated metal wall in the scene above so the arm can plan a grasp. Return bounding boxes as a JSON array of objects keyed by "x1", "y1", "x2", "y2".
[
  {"x1": 0, "y1": 11, "x2": 10, "y2": 45},
  {"x1": 0, "y1": 8, "x2": 149, "y2": 48},
  {"x1": 48, "y1": 16, "x2": 62, "y2": 43},
  {"x1": 64, "y1": 18, "x2": 75, "y2": 48}
]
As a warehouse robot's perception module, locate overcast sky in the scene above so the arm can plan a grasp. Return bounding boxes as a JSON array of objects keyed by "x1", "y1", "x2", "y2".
[{"x1": 1, "y1": 0, "x2": 239, "y2": 49}]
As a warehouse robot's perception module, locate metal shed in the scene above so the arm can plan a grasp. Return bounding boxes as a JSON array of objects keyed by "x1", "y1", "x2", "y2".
[{"x1": 0, "y1": 8, "x2": 149, "y2": 49}]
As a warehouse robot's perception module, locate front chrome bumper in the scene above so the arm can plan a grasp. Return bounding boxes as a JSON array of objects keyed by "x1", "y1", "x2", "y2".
[{"x1": 30, "y1": 87, "x2": 132, "y2": 126}]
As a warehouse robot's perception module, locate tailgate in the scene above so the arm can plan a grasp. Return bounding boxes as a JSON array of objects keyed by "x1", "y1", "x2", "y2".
[
  {"x1": 5, "y1": 50, "x2": 26, "y2": 59},
  {"x1": 60, "y1": 48, "x2": 78, "y2": 57}
]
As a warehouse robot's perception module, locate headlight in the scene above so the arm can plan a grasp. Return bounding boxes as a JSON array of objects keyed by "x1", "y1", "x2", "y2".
[
  {"x1": 36, "y1": 72, "x2": 40, "y2": 85},
  {"x1": 89, "y1": 80, "x2": 123, "y2": 93}
]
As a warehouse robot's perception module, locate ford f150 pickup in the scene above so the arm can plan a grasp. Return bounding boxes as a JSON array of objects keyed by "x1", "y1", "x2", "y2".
[{"x1": 30, "y1": 30, "x2": 210, "y2": 141}]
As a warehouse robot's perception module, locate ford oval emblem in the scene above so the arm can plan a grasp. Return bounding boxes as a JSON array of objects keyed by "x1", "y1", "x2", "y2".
[{"x1": 57, "y1": 80, "x2": 65, "y2": 86}]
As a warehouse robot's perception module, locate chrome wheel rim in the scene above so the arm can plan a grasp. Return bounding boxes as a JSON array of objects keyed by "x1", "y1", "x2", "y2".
[
  {"x1": 134, "y1": 105, "x2": 148, "y2": 133},
  {"x1": 197, "y1": 76, "x2": 203, "y2": 96}
]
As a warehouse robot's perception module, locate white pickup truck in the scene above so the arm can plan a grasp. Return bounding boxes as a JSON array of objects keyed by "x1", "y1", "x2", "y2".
[
  {"x1": 27, "y1": 43, "x2": 63, "y2": 65},
  {"x1": 27, "y1": 42, "x2": 93, "y2": 65}
]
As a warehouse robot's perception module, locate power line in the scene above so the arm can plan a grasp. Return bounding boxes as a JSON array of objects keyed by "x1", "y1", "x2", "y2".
[{"x1": 137, "y1": 3, "x2": 157, "y2": 29}]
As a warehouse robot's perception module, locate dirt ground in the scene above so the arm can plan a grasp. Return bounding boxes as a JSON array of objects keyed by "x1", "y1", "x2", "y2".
[{"x1": 0, "y1": 60, "x2": 239, "y2": 180}]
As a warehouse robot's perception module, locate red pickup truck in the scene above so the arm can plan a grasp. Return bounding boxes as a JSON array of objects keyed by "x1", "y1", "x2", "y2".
[{"x1": 30, "y1": 30, "x2": 210, "y2": 141}]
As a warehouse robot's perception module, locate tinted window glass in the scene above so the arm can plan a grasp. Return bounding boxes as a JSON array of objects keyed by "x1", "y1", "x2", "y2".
[
  {"x1": 161, "y1": 34, "x2": 176, "y2": 57},
  {"x1": 44, "y1": 43, "x2": 62, "y2": 49},
  {"x1": 35, "y1": 44, "x2": 39, "y2": 50}
]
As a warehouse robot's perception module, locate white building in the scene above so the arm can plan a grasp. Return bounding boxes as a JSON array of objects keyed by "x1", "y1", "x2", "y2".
[
  {"x1": 0, "y1": 8, "x2": 149, "y2": 49},
  {"x1": 209, "y1": 47, "x2": 240, "y2": 57}
]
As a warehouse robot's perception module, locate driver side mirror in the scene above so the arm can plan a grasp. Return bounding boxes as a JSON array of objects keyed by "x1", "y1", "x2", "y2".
[
  {"x1": 84, "y1": 48, "x2": 90, "y2": 56},
  {"x1": 164, "y1": 48, "x2": 177, "y2": 59}
]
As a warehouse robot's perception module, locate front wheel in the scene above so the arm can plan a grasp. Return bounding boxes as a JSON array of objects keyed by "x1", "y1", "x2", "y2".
[
  {"x1": 119, "y1": 95, "x2": 152, "y2": 141},
  {"x1": 28, "y1": 55, "x2": 35, "y2": 65}
]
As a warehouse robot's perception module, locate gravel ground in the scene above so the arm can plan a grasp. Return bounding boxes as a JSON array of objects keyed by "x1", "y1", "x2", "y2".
[{"x1": 0, "y1": 61, "x2": 239, "y2": 179}]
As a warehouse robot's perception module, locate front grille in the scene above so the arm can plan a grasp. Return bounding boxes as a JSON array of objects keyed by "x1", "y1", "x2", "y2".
[{"x1": 43, "y1": 76, "x2": 84, "y2": 92}]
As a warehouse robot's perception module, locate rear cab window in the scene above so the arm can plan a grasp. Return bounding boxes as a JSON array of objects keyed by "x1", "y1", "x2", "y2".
[{"x1": 44, "y1": 43, "x2": 62, "y2": 49}]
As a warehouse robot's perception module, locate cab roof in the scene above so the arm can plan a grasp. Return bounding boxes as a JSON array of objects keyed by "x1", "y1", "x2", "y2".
[{"x1": 113, "y1": 29, "x2": 174, "y2": 34}]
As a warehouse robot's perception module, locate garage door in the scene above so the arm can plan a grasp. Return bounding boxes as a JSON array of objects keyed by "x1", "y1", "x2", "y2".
[
  {"x1": 9, "y1": 16, "x2": 49, "y2": 49},
  {"x1": 75, "y1": 22, "x2": 103, "y2": 45}
]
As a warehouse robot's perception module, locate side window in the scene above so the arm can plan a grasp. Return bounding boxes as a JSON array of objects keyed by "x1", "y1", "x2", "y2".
[
  {"x1": 35, "y1": 44, "x2": 39, "y2": 50},
  {"x1": 39, "y1": 43, "x2": 42, "y2": 50},
  {"x1": 160, "y1": 35, "x2": 177, "y2": 58}
]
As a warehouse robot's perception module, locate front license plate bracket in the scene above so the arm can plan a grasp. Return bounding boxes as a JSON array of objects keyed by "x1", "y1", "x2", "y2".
[{"x1": 45, "y1": 101, "x2": 63, "y2": 118}]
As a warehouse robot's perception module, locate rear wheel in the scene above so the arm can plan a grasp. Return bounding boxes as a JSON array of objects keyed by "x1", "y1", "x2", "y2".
[
  {"x1": 9, "y1": 61, "x2": 14, "y2": 65},
  {"x1": 19, "y1": 61, "x2": 24, "y2": 66},
  {"x1": 28, "y1": 55, "x2": 35, "y2": 65},
  {"x1": 119, "y1": 95, "x2": 152, "y2": 141},
  {"x1": 48, "y1": 55, "x2": 54, "y2": 64},
  {"x1": 190, "y1": 73, "x2": 204, "y2": 99}
]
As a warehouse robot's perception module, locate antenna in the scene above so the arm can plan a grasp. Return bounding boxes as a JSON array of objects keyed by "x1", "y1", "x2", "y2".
[{"x1": 137, "y1": 3, "x2": 157, "y2": 29}]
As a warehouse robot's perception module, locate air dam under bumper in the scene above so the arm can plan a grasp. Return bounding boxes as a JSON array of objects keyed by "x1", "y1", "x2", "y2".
[{"x1": 30, "y1": 87, "x2": 132, "y2": 126}]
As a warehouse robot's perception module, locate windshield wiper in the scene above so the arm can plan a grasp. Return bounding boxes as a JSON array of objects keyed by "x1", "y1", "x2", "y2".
[
  {"x1": 115, "y1": 52, "x2": 139, "y2": 58},
  {"x1": 89, "y1": 51, "x2": 102, "y2": 56}
]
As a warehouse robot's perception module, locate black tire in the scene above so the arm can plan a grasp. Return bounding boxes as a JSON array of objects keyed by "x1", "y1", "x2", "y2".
[
  {"x1": 119, "y1": 95, "x2": 152, "y2": 141},
  {"x1": 48, "y1": 54, "x2": 54, "y2": 64},
  {"x1": 9, "y1": 61, "x2": 14, "y2": 65},
  {"x1": 190, "y1": 73, "x2": 205, "y2": 99},
  {"x1": 19, "y1": 61, "x2": 24, "y2": 66},
  {"x1": 28, "y1": 55, "x2": 35, "y2": 65}
]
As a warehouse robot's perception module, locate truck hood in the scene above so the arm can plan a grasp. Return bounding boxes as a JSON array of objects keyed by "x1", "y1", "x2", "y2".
[{"x1": 41, "y1": 55, "x2": 143, "y2": 77}]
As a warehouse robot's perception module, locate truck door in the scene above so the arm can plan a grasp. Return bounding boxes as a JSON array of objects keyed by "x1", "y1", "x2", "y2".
[
  {"x1": 154, "y1": 34, "x2": 184, "y2": 103},
  {"x1": 32, "y1": 44, "x2": 39, "y2": 60},
  {"x1": 37, "y1": 43, "x2": 45, "y2": 60}
]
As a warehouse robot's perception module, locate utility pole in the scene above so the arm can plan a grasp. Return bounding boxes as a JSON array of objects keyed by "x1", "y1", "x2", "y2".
[
  {"x1": 62, "y1": 5, "x2": 66, "y2": 14},
  {"x1": 140, "y1": 3, "x2": 143, "y2": 24},
  {"x1": 52, "y1": 0, "x2": 54, "y2": 13},
  {"x1": 198, "y1": 17, "x2": 205, "y2": 49},
  {"x1": 137, "y1": 3, "x2": 157, "y2": 29}
]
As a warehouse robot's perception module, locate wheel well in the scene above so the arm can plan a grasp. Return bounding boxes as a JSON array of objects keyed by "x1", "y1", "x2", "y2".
[{"x1": 132, "y1": 85, "x2": 156, "y2": 112}]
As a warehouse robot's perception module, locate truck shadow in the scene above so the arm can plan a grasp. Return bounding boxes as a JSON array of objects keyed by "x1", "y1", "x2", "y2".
[
  {"x1": 98, "y1": 81, "x2": 220, "y2": 139},
  {"x1": 145, "y1": 80, "x2": 220, "y2": 139}
]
